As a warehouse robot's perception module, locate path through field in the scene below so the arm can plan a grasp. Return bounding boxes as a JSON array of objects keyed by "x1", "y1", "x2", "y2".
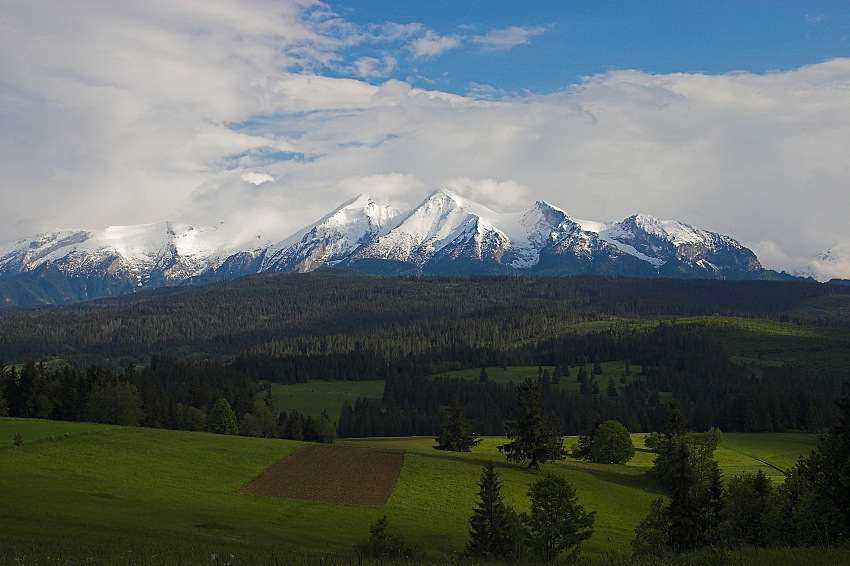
[{"x1": 237, "y1": 444, "x2": 404, "y2": 505}]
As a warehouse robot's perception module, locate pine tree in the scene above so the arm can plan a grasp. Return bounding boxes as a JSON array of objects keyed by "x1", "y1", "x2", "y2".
[
  {"x1": 502, "y1": 377, "x2": 566, "y2": 469},
  {"x1": 262, "y1": 387, "x2": 276, "y2": 413},
  {"x1": 466, "y1": 462, "x2": 519, "y2": 559},
  {"x1": 575, "y1": 408, "x2": 605, "y2": 460},
  {"x1": 435, "y1": 396, "x2": 481, "y2": 452}
]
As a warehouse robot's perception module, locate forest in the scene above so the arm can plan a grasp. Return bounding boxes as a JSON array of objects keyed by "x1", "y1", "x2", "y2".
[{"x1": 1, "y1": 271, "x2": 849, "y2": 439}]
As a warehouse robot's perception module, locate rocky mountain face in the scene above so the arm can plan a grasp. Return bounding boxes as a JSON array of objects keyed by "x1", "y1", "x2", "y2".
[{"x1": 0, "y1": 189, "x2": 778, "y2": 307}]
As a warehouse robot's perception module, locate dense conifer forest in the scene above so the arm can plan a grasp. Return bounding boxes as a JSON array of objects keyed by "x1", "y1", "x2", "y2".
[{"x1": 2, "y1": 271, "x2": 849, "y2": 439}]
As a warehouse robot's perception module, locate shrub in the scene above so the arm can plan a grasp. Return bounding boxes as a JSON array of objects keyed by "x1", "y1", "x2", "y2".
[{"x1": 590, "y1": 420, "x2": 635, "y2": 464}]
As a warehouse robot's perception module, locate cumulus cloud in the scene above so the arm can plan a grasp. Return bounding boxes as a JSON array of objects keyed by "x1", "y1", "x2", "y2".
[
  {"x1": 2, "y1": 2, "x2": 850, "y2": 280},
  {"x1": 473, "y1": 26, "x2": 549, "y2": 51},
  {"x1": 441, "y1": 178, "x2": 531, "y2": 211},
  {"x1": 804, "y1": 243, "x2": 850, "y2": 282},
  {"x1": 410, "y1": 30, "x2": 462, "y2": 58}
]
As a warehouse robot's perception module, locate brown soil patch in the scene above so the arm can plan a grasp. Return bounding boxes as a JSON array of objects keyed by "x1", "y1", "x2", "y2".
[{"x1": 237, "y1": 444, "x2": 404, "y2": 505}]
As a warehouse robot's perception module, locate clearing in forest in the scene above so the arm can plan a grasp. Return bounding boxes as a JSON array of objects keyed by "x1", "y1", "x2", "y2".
[{"x1": 237, "y1": 444, "x2": 404, "y2": 505}]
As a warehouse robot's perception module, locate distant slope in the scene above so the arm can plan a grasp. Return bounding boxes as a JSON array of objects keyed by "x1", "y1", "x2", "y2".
[{"x1": 1, "y1": 271, "x2": 847, "y2": 365}]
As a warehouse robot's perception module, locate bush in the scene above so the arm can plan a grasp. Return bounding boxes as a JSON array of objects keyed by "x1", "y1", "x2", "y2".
[
  {"x1": 356, "y1": 515, "x2": 421, "y2": 559},
  {"x1": 590, "y1": 420, "x2": 635, "y2": 464}
]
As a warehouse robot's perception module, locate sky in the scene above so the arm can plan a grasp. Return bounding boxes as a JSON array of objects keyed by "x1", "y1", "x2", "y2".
[{"x1": 2, "y1": 1, "x2": 850, "y2": 280}]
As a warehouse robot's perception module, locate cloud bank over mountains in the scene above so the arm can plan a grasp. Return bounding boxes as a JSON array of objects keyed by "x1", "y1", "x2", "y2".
[{"x1": 2, "y1": 1, "x2": 849, "y2": 280}]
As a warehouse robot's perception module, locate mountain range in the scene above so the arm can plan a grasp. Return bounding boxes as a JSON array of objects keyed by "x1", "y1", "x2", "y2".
[{"x1": 0, "y1": 189, "x2": 795, "y2": 307}]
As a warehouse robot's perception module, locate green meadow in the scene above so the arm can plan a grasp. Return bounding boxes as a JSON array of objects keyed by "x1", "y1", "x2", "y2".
[
  {"x1": 437, "y1": 362, "x2": 639, "y2": 394},
  {"x1": 261, "y1": 379, "x2": 386, "y2": 417},
  {"x1": 0, "y1": 418, "x2": 819, "y2": 563},
  {"x1": 261, "y1": 364, "x2": 642, "y2": 420}
]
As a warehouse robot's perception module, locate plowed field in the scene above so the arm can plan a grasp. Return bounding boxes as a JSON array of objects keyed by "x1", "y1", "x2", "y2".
[{"x1": 237, "y1": 444, "x2": 404, "y2": 505}]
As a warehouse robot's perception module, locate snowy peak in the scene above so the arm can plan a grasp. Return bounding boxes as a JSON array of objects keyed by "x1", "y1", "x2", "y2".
[
  {"x1": 352, "y1": 189, "x2": 512, "y2": 267},
  {"x1": 262, "y1": 193, "x2": 401, "y2": 272},
  {"x1": 0, "y1": 189, "x2": 773, "y2": 307}
]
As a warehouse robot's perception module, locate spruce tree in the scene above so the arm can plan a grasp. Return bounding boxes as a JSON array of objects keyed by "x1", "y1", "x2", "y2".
[
  {"x1": 435, "y1": 396, "x2": 481, "y2": 452},
  {"x1": 502, "y1": 377, "x2": 566, "y2": 469},
  {"x1": 466, "y1": 462, "x2": 518, "y2": 559},
  {"x1": 575, "y1": 408, "x2": 605, "y2": 460}
]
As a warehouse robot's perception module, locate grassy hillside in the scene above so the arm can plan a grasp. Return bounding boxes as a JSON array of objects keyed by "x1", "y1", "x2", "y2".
[
  {"x1": 260, "y1": 380, "x2": 386, "y2": 417},
  {"x1": 0, "y1": 418, "x2": 819, "y2": 563}
]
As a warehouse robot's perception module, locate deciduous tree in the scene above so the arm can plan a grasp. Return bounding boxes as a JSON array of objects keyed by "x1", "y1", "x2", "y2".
[
  {"x1": 522, "y1": 473, "x2": 595, "y2": 561},
  {"x1": 207, "y1": 397, "x2": 238, "y2": 435}
]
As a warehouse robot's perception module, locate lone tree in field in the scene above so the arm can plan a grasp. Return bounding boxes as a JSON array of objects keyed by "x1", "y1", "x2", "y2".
[
  {"x1": 589, "y1": 420, "x2": 635, "y2": 464},
  {"x1": 435, "y1": 396, "x2": 481, "y2": 452},
  {"x1": 523, "y1": 473, "x2": 596, "y2": 562},
  {"x1": 501, "y1": 377, "x2": 566, "y2": 469},
  {"x1": 466, "y1": 462, "x2": 519, "y2": 559},
  {"x1": 207, "y1": 397, "x2": 238, "y2": 435}
]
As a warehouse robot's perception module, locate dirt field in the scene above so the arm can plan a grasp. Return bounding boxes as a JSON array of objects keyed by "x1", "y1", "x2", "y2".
[{"x1": 237, "y1": 444, "x2": 404, "y2": 505}]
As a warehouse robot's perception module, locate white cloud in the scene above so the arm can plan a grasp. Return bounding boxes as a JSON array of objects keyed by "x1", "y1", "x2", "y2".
[
  {"x1": 473, "y1": 26, "x2": 549, "y2": 51},
  {"x1": 410, "y1": 30, "x2": 462, "y2": 59},
  {"x1": 803, "y1": 243, "x2": 850, "y2": 282},
  {"x1": 2, "y1": 2, "x2": 850, "y2": 280},
  {"x1": 242, "y1": 172, "x2": 275, "y2": 185},
  {"x1": 441, "y1": 178, "x2": 531, "y2": 212},
  {"x1": 353, "y1": 55, "x2": 398, "y2": 79}
]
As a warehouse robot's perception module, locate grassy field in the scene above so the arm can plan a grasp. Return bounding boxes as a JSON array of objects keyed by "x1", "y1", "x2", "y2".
[
  {"x1": 260, "y1": 379, "x2": 386, "y2": 417},
  {"x1": 257, "y1": 364, "x2": 642, "y2": 419},
  {"x1": 0, "y1": 418, "x2": 821, "y2": 564},
  {"x1": 436, "y1": 362, "x2": 639, "y2": 394}
]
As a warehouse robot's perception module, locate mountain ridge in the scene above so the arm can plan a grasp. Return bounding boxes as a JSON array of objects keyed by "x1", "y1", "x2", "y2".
[{"x1": 0, "y1": 189, "x2": 799, "y2": 306}]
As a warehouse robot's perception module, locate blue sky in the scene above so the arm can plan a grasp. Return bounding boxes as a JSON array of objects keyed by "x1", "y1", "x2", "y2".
[
  {"x1": 2, "y1": 1, "x2": 850, "y2": 279},
  {"x1": 325, "y1": 1, "x2": 848, "y2": 93}
]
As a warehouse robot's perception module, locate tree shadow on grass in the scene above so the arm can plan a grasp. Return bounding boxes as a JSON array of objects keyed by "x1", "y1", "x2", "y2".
[{"x1": 579, "y1": 465, "x2": 665, "y2": 496}]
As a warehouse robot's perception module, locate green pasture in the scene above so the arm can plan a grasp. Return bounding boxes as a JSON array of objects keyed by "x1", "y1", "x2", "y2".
[
  {"x1": 0, "y1": 418, "x2": 821, "y2": 563},
  {"x1": 259, "y1": 379, "x2": 385, "y2": 417},
  {"x1": 258, "y1": 364, "x2": 641, "y2": 421},
  {"x1": 434, "y1": 362, "x2": 639, "y2": 395},
  {"x1": 0, "y1": 417, "x2": 116, "y2": 446}
]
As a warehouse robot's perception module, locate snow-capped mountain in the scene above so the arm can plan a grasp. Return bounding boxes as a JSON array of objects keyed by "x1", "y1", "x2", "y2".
[
  {"x1": 0, "y1": 189, "x2": 775, "y2": 306},
  {"x1": 261, "y1": 194, "x2": 400, "y2": 273}
]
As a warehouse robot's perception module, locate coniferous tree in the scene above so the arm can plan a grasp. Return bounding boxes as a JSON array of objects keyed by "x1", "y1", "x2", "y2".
[
  {"x1": 575, "y1": 408, "x2": 605, "y2": 460},
  {"x1": 522, "y1": 473, "x2": 596, "y2": 562},
  {"x1": 435, "y1": 396, "x2": 481, "y2": 452},
  {"x1": 577, "y1": 366, "x2": 589, "y2": 395},
  {"x1": 502, "y1": 378, "x2": 566, "y2": 469},
  {"x1": 479, "y1": 366, "x2": 489, "y2": 383},
  {"x1": 263, "y1": 387, "x2": 276, "y2": 413},
  {"x1": 466, "y1": 462, "x2": 519, "y2": 559}
]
